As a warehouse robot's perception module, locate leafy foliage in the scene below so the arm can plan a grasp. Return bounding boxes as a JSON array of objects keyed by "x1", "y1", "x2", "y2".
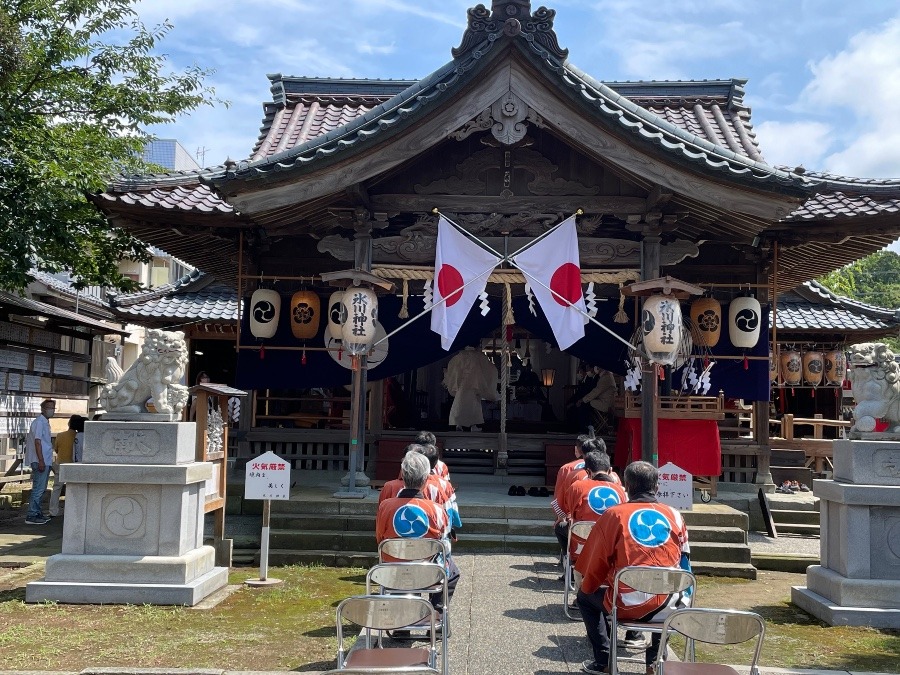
[
  {"x1": 0, "y1": 0, "x2": 218, "y2": 291},
  {"x1": 818, "y1": 250, "x2": 900, "y2": 309},
  {"x1": 818, "y1": 250, "x2": 900, "y2": 350}
]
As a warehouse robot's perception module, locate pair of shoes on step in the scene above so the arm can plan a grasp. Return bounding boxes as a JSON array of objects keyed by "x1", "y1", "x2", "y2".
[
  {"x1": 507, "y1": 485, "x2": 549, "y2": 497},
  {"x1": 507, "y1": 485, "x2": 526, "y2": 496}
]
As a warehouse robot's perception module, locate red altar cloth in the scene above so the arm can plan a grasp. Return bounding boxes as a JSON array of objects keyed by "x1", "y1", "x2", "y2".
[{"x1": 614, "y1": 418, "x2": 722, "y2": 476}]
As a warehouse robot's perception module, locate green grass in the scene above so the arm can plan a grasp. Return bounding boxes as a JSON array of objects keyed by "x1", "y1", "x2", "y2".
[{"x1": 0, "y1": 565, "x2": 366, "y2": 671}]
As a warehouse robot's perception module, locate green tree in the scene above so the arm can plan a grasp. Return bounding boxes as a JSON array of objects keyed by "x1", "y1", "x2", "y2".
[
  {"x1": 819, "y1": 251, "x2": 900, "y2": 309},
  {"x1": 0, "y1": 1, "x2": 218, "y2": 292}
]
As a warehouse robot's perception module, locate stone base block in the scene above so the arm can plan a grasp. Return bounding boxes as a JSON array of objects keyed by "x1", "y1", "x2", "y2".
[
  {"x1": 833, "y1": 439, "x2": 900, "y2": 485},
  {"x1": 792, "y1": 585, "x2": 900, "y2": 628},
  {"x1": 83, "y1": 421, "x2": 196, "y2": 465},
  {"x1": 806, "y1": 565, "x2": 900, "y2": 608},
  {"x1": 44, "y1": 545, "x2": 216, "y2": 585},
  {"x1": 26, "y1": 566, "x2": 228, "y2": 606}
]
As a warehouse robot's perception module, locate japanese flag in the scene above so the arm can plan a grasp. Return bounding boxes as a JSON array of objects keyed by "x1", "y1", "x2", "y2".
[
  {"x1": 431, "y1": 216, "x2": 501, "y2": 350},
  {"x1": 512, "y1": 215, "x2": 586, "y2": 350}
]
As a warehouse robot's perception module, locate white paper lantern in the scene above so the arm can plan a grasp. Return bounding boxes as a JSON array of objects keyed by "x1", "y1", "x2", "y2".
[
  {"x1": 327, "y1": 290, "x2": 346, "y2": 340},
  {"x1": 728, "y1": 297, "x2": 762, "y2": 349},
  {"x1": 340, "y1": 287, "x2": 379, "y2": 356},
  {"x1": 249, "y1": 289, "x2": 281, "y2": 339},
  {"x1": 642, "y1": 295, "x2": 682, "y2": 365},
  {"x1": 824, "y1": 350, "x2": 846, "y2": 385}
]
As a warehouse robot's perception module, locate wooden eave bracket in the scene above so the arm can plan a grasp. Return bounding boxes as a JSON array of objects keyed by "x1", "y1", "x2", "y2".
[{"x1": 622, "y1": 275, "x2": 706, "y2": 299}]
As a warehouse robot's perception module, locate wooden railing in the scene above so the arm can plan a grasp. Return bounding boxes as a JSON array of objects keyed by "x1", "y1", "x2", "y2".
[{"x1": 769, "y1": 413, "x2": 850, "y2": 474}]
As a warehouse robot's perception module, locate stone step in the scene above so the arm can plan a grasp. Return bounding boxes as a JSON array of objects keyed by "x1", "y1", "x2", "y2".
[
  {"x1": 770, "y1": 523, "x2": 821, "y2": 536},
  {"x1": 751, "y1": 552, "x2": 818, "y2": 574},
  {"x1": 690, "y1": 561, "x2": 756, "y2": 579},
  {"x1": 685, "y1": 525, "x2": 746, "y2": 544},
  {"x1": 267, "y1": 549, "x2": 378, "y2": 568},
  {"x1": 270, "y1": 529, "x2": 378, "y2": 551},
  {"x1": 683, "y1": 509, "x2": 749, "y2": 529},
  {"x1": 688, "y1": 542, "x2": 752, "y2": 565},
  {"x1": 771, "y1": 509, "x2": 820, "y2": 525}
]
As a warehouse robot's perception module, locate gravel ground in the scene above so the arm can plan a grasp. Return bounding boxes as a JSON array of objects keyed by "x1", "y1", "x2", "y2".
[{"x1": 748, "y1": 531, "x2": 820, "y2": 556}]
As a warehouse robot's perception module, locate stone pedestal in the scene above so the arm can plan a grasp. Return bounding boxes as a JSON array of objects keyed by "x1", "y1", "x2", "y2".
[
  {"x1": 26, "y1": 421, "x2": 228, "y2": 606},
  {"x1": 791, "y1": 439, "x2": 900, "y2": 627}
]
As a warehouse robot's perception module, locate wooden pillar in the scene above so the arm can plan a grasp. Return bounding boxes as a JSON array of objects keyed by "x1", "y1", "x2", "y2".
[
  {"x1": 755, "y1": 265, "x2": 773, "y2": 486},
  {"x1": 342, "y1": 211, "x2": 374, "y2": 495},
  {"x1": 641, "y1": 233, "x2": 661, "y2": 465}
]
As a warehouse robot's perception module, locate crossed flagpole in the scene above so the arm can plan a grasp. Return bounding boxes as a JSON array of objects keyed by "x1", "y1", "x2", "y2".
[{"x1": 371, "y1": 210, "x2": 642, "y2": 356}]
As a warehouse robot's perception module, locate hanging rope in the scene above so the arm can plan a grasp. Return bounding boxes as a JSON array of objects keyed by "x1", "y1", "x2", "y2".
[
  {"x1": 503, "y1": 282, "x2": 515, "y2": 327},
  {"x1": 372, "y1": 266, "x2": 639, "y2": 319},
  {"x1": 398, "y1": 278, "x2": 409, "y2": 319}
]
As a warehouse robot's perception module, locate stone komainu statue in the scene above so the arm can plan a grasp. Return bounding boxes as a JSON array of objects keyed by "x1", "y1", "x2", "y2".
[
  {"x1": 98, "y1": 329, "x2": 190, "y2": 417},
  {"x1": 848, "y1": 342, "x2": 900, "y2": 432}
]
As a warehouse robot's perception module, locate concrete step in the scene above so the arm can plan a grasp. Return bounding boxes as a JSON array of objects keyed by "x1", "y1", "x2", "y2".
[
  {"x1": 688, "y1": 542, "x2": 752, "y2": 565},
  {"x1": 267, "y1": 549, "x2": 378, "y2": 568},
  {"x1": 770, "y1": 523, "x2": 821, "y2": 536},
  {"x1": 270, "y1": 529, "x2": 377, "y2": 551},
  {"x1": 686, "y1": 525, "x2": 746, "y2": 544},
  {"x1": 683, "y1": 509, "x2": 749, "y2": 530},
  {"x1": 751, "y1": 553, "x2": 818, "y2": 574},
  {"x1": 771, "y1": 509, "x2": 820, "y2": 525},
  {"x1": 690, "y1": 561, "x2": 756, "y2": 579}
]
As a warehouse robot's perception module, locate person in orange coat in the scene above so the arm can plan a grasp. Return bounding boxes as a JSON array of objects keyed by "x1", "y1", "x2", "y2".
[
  {"x1": 415, "y1": 430, "x2": 450, "y2": 481},
  {"x1": 376, "y1": 450, "x2": 459, "y2": 610},
  {"x1": 563, "y1": 451, "x2": 627, "y2": 561},
  {"x1": 574, "y1": 461, "x2": 691, "y2": 675},
  {"x1": 554, "y1": 436, "x2": 606, "y2": 559}
]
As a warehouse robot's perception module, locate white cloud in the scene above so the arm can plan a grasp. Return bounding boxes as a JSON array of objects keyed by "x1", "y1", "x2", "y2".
[
  {"x1": 357, "y1": 42, "x2": 397, "y2": 56},
  {"x1": 797, "y1": 16, "x2": 900, "y2": 177},
  {"x1": 753, "y1": 120, "x2": 833, "y2": 170}
]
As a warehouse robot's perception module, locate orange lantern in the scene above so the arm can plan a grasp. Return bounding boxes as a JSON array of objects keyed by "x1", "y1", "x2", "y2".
[
  {"x1": 690, "y1": 297, "x2": 722, "y2": 348},
  {"x1": 780, "y1": 350, "x2": 802, "y2": 385},
  {"x1": 824, "y1": 350, "x2": 846, "y2": 385},
  {"x1": 803, "y1": 351, "x2": 824, "y2": 386},
  {"x1": 290, "y1": 290, "x2": 320, "y2": 340}
]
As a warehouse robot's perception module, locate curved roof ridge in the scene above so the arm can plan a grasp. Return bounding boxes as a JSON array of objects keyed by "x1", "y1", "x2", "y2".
[
  {"x1": 801, "y1": 279, "x2": 900, "y2": 316},
  {"x1": 110, "y1": 168, "x2": 222, "y2": 191},
  {"x1": 111, "y1": 269, "x2": 205, "y2": 307},
  {"x1": 208, "y1": 40, "x2": 496, "y2": 186},
  {"x1": 558, "y1": 57, "x2": 809, "y2": 190},
  {"x1": 781, "y1": 170, "x2": 900, "y2": 196}
]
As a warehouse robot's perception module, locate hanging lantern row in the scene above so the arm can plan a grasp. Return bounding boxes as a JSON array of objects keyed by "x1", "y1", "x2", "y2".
[
  {"x1": 773, "y1": 349, "x2": 845, "y2": 386},
  {"x1": 248, "y1": 287, "x2": 379, "y2": 355}
]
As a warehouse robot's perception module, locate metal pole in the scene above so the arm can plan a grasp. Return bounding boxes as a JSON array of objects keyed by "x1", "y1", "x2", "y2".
[{"x1": 260, "y1": 499, "x2": 271, "y2": 581}]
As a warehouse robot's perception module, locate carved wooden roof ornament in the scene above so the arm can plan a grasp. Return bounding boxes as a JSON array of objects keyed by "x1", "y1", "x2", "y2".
[
  {"x1": 452, "y1": 2, "x2": 568, "y2": 61},
  {"x1": 450, "y1": 92, "x2": 546, "y2": 146}
]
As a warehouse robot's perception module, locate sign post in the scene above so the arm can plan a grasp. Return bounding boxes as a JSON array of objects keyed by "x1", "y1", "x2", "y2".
[
  {"x1": 656, "y1": 461, "x2": 693, "y2": 511},
  {"x1": 244, "y1": 450, "x2": 291, "y2": 587}
]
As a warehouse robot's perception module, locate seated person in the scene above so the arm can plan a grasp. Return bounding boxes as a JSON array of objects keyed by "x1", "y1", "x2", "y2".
[
  {"x1": 417, "y1": 443, "x2": 461, "y2": 533},
  {"x1": 552, "y1": 434, "x2": 590, "y2": 559},
  {"x1": 415, "y1": 430, "x2": 450, "y2": 481},
  {"x1": 577, "y1": 366, "x2": 617, "y2": 431},
  {"x1": 575, "y1": 461, "x2": 691, "y2": 675},
  {"x1": 563, "y1": 451, "x2": 628, "y2": 563},
  {"x1": 376, "y1": 450, "x2": 460, "y2": 612}
]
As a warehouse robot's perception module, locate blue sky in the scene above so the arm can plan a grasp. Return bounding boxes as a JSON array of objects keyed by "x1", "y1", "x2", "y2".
[{"x1": 138, "y1": 0, "x2": 900, "y2": 181}]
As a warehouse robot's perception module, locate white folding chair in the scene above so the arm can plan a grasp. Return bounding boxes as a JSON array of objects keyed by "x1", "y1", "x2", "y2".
[
  {"x1": 655, "y1": 608, "x2": 765, "y2": 675},
  {"x1": 366, "y1": 562, "x2": 450, "y2": 675},
  {"x1": 563, "y1": 520, "x2": 595, "y2": 619},
  {"x1": 378, "y1": 537, "x2": 448, "y2": 564},
  {"x1": 609, "y1": 566, "x2": 696, "y2": 675},
  {"x1": 336, "y1": 595, "x2": 438, "y2": 672}
]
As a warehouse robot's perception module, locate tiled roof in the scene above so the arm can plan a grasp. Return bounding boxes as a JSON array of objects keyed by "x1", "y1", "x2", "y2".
[
  {"x1": 28, "y1": 270, "x2": 109, "y2": 308},
  {"x1": 95, "y1": 172, "x2": 233, "y2": 215},
  {"x1": 249, "y1": 76, "x2": 762, "y2": 163},
  {"x1": 110, "y1": 270, "x2": 237, "y2": 322},
  {"x1": 775, "y1": 280, "x2": 900, "y2": 333},
  {"x1": 785, "y1": 191, "x2": 900, "y2": 221},
  {"x1": 209, "y1": 36, "x2": 810, "y2": 195},
  {"x1": 0, "y1": 291, "x2": 127, "y2": 335}
]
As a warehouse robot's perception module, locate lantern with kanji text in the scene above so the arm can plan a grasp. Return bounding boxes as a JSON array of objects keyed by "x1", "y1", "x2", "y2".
[
  {"x1": 340, "y1": 287, "x2": 379, "y2": 356},
  {"x1": 642, "y1": 295, "x2": 682, "y2": 365},
  {"x1": 825, "y1": 350, "x2": 846, "y2": 385}
]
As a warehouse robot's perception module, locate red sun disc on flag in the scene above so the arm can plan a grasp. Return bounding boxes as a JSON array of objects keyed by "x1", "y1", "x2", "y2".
[
  {"x1": 437, "y1": 264, "x2": 465, "y2": 307},
  {"x1": 549, "y1": 262, "x2": 582, "y2": 307}
]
